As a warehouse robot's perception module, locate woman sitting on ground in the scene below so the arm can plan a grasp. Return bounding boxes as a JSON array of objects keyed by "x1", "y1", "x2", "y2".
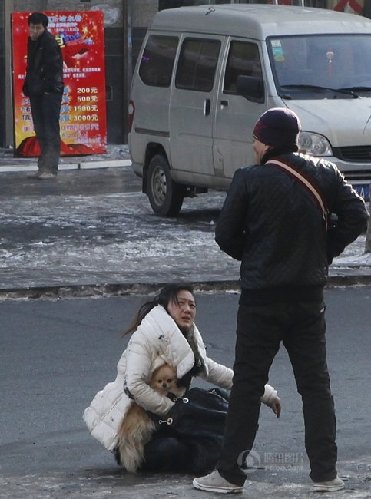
[{"x1": 83, "y1": 284, "x2": 281, "y2": 474}]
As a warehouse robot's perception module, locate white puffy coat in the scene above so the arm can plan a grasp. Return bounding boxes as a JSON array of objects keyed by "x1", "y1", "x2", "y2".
[{"x1": 83, "y1": 305, "x2": 278, "y2": 451}]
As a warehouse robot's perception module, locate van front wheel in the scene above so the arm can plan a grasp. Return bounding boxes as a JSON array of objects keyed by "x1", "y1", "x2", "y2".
[{"x1": 147, "y1": 155, "x2": 185, "y2": 216}]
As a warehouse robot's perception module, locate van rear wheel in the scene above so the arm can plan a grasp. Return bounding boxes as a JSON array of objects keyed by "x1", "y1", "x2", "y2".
[{"x1": 147, "y1": 155, "x2": 185, "y2": 216}]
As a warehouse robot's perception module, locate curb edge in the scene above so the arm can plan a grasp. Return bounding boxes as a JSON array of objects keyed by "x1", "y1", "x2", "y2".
[{"x1": 1, "y1": 275, "x2": 371, "y2": 300}]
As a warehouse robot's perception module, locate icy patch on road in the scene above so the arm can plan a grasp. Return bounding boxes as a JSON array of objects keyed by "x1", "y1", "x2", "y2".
[
  {"x1": 0, "y1": 457, "x2": 370, "y2": 499},
  {"x1": 0, "y1": 191, "x2": 237, "y2": 287},
  {"x1": 0, "y1": 188, "x2": 369, "y2": 289},
  {"x1": 332, "y1": 235, "x2": 371, "y2": 268}
]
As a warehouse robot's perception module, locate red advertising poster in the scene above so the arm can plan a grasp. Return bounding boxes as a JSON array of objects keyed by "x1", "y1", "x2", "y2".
[{"x1": 11, "y1": 11, "x2": 107, "y2": 156}]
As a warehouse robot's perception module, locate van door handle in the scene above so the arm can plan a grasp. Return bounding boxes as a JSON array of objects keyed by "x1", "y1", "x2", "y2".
[
  {"x1": 204, "y1": 99, "x2": 211, "y2": 116},
  {"x1": 220, "y1": 100, "x2": 229, "y2": 107}
]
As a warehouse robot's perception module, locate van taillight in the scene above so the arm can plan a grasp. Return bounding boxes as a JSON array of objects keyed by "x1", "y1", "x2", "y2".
[{"x1": 128, "y1": 100, "x2": 135, "y2": 132}]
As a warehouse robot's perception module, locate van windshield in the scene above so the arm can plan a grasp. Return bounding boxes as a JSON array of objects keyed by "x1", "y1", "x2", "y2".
[{"x1": 268, "y1": 34, "x2": 371, "y2": 99}]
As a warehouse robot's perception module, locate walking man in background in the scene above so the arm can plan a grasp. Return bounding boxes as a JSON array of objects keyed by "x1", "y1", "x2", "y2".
[
  {"x1": 193, "y1": 107, "x2": 369, "y2": 494},
  {"x1": 23, "y1": 12, "x2": 64, "y2": 179}
]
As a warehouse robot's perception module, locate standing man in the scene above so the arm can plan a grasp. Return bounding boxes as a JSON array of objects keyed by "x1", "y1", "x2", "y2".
[
  {"x1": 23, "y1": 12, "x2": 64, "y2": 179},
  {"x1": 193, "y1": 108, "x2": 369, "y2": 494}
]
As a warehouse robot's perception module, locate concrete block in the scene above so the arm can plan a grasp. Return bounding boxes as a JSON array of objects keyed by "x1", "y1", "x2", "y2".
[{"x1": 79, "y1": 159, "x2": 131, "y2": 169}]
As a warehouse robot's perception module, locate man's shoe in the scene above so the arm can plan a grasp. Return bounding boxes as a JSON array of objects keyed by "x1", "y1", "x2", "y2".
[
  {"x1": 193, "y1": 470, "x2": 243, "y2": 494},
  {"x1": 312, "y1": 475, "x2": 345, "y2": 492},
  {"x1": 37, "y1": 172, "x2": 57, "y2": 179}
]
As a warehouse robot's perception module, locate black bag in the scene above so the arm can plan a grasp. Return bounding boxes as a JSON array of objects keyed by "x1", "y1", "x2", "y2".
[
  {"x1": 150, "y1": 387, "x2": 229, "y2": 474},
  {"x1": 158, "y1": 387, "x2": 228, "y2": 436}
]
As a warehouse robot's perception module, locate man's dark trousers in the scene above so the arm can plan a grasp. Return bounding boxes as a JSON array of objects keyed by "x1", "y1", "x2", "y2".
[
  {"x1": 217, "y1": 296, "x2": 337, "y2": 486},
  {"x1": 30, "y1": 92, "x2": 62, "y2": 175}
]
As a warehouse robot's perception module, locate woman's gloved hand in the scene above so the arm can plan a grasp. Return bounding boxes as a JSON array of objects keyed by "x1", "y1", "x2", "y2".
[
  {"x1": 268, "y1": 396, "x2": 281, "y2": 418},
  {"x1": 261, "y1": 384, "x2": 281, "y2": 418}
]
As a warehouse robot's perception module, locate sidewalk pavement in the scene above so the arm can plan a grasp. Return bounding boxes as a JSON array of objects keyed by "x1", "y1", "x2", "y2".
[{"x1": 0, "y1": 144, "x2": 131, "y2": 172}]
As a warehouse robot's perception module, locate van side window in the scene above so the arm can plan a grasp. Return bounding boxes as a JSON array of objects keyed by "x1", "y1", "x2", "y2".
[
  {"x1": 139, "y1": 35, "x2": 178, "y2": 87},
  {"x1": 175, "y1": 38, "x2": 221, "y2": 92},
  {"x1": 224, "y1": 41, "x2": 262, "y2": 94}
]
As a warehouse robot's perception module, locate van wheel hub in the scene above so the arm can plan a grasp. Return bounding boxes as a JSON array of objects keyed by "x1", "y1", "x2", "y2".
[
  {"x1": 151, "y1": 166, "x2": 167, "y2": 205},
  {"x1": 146, "y1": 154, "x2": 185, "y2": 216}
]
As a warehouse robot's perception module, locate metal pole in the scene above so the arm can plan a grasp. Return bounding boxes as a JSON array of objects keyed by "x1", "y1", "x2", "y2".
[
  {"x1": 127, "y1": 0, "x2": 132, "y2": 87},
  {"x1": 123, "y1": 0, "x2": 132, "y2": 143},
  {"x1": 366, "y1": 188, "x2": 371, "y2": 252},
  {"x1": 4, "y1": 0, "x2": 14, "y2": 148}
]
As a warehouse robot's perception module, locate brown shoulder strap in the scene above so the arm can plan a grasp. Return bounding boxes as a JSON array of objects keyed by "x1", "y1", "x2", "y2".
[{"x1": 267, "y1": 159, "x2": 328, "y2": 228}]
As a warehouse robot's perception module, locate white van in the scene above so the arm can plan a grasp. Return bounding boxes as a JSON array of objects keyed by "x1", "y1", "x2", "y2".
[{"x1": 129, "y1": 4, "x2": 371, "y2": 215}]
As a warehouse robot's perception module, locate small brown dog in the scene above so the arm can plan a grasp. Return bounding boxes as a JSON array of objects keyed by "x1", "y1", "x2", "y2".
[{"x1": 117, "y1": 363, "x2": 185, "y2": 472}]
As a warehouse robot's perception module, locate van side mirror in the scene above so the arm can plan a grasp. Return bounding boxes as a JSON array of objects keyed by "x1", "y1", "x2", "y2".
[{"x1": 236, "y1": 75, "x2": 264, "y2": 102}]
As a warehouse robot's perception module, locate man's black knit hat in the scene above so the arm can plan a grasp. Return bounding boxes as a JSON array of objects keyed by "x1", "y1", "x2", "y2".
[{"x1": 253, "y1": 107, "x2": 301, "y2": 149}]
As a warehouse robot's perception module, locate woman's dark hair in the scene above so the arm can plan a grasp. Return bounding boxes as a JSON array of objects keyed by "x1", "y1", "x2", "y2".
[
  {"x1": 123, "y1": 284, "x2": 195, "y2": 335},
  {"x1": 28, "y1": 12, "x2": 48, "y2": 27}
]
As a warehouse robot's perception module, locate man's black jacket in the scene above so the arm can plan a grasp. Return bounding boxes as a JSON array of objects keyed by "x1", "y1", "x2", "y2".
[
  {"x1": 23, "y1": 30, "x2": 64, "y2": 97},
  {"x1": 215, "y1": 152, "x2": 369, "y2": 291}
]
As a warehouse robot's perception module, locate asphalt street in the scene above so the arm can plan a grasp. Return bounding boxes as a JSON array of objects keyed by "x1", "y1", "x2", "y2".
[{"x1": 1, "y1": 291, "x2": 371, "y2": 498}]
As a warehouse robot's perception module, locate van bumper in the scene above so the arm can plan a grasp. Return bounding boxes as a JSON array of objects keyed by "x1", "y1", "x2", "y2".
[
  {"x1": 131, "y1": 161, "x2": 144, "y2": 178},
  {"x1": 329, "y1": 157, "x2": 371, "y2": 200}
]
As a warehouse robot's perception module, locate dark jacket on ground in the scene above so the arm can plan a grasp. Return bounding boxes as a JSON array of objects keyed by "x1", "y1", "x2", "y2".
[
  {"x1": 23, "y1": 30, "x2": 64, "y2": 97},
  {"x1": 215, "y1": 151, "x2": 369, "y2": 294}
]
